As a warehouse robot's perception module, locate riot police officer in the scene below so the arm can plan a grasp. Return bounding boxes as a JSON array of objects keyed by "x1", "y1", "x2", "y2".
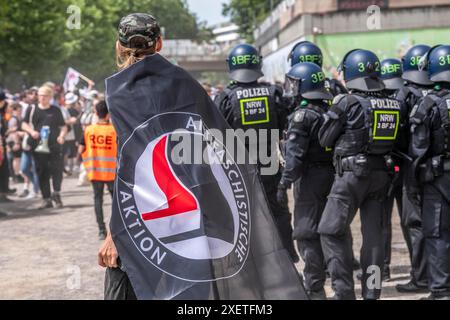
[
  {"x1": 409, "y1": 45, "x2": 450, "y2": 300},
  {"x1": 288, "y1": 41, "x2": 361, "y2": 272},
  {"x1": 277, "y1": 62, "x2": 333, "y2": 299},
  {"x1": 288, "y1": 41, "x2": 348, "y2": 97},
  {"x1": 380, "y1": 58, "x2": 406, "y2": 280},
  {"x1": 214, "y1": 44, "x2": 299, "y2": 263},
  {"x1": 318, "y1": 49, "x2": 405, "y2": 300},
  {"x1": 396, "y1": 45, "x2": 435, "y2": 293}
]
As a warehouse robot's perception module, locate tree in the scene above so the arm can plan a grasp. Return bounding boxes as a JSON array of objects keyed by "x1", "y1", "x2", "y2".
[
  {"x1": 0, "y1": 0, "x2": 209, "y2": 91},
  {"x1": 222, "y1": 0, "x2": 283, "y2": 42}
]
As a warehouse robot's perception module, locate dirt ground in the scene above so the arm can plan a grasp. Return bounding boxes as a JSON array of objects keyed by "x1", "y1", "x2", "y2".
[{"x1": 0, "y1": 175, "x2": 429, "y2": 300}]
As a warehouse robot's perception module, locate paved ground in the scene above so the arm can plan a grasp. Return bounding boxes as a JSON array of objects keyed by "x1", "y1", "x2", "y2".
[{"x1": 0, "y1": 175, "x2": 429, "y2": 300}]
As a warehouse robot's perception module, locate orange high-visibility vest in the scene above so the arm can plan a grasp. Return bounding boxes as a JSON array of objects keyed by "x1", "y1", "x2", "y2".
[{"x1": 82, "y1": 123, "x2": 117, "y2": 182}]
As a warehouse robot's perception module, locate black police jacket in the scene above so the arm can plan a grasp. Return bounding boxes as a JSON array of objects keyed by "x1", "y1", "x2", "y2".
[
  {"x1": 396, "y1": 83, "x2": 434, "y2": 115},
  {"x1": 318, "y1": 91, "x2": 407, "y2": 158},
  {"x1": 280, "y1": 101, "x2": 333, "y2": 186},
  {"x1": 410, "y1": 88, "x2": 450, "y2": 166},
  {"x1": 214, "y1": 81, "x2": 289, "y2": 164}
]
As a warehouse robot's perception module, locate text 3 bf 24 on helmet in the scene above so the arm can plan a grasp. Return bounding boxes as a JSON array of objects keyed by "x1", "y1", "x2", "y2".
[
  {"x1": 285, "y1": 62, "x2": 333, "y2": 100},
  {"x1": 426, "y1": 45, "x2": 450, "y2": 83},
  {"x1": 288, "y1": 41, "x2": 323, "y2": 67},
  {"x1": 380, "y1": 58, "x2": 404, "y2": 90},
  {"x1": 339, "y1": 49, "x2": 384, "y2": 92},
  {"x1": 227, "y1": 44, "x2": 263, "y2": 83},
  {"x1": 402, "y1": 44, "x2": 433, "y2": 86}
]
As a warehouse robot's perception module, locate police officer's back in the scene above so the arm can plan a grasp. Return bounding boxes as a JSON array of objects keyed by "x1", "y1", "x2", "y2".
[
  {"x1": 318, "y1": 49, "x2": 404, "y2": 300},
  {"x1": 379, "y1": 58, "x2": 406, "y2": 280},
  {"x1": 409, "y1": 45, "x2": 450, "y2": 300},
  {"x1": 277, "y1": 62, "x2": 333, "y2": 299},
  {"x1": 395, "y1": 45, "x2": 435, "y2": 293},
  {"x1": 215, "y1": 44, "x2": 298, "y2": 263}
]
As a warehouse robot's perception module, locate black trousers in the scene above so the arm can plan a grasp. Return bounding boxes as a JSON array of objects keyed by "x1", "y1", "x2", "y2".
[
  {"x1": 105, "y1": 266, "x2": 137, "y2": 300},
  {"x1": 422, "y1": 174, "x2": 450, "y2": 297},
  {"x1": 0, "y1": 146, "x2": 9, "y2": 193},
  {"x1": 92, "y1": 181, "x2": 114, "y2": 232},
  {"x1": 401, "y1": 187, "x2": 428, "y2": 287},
  {"x1": 293, "y1": 164, "x2": 334, "y2": 292},
  {"x1": 319, "y1": 169, "x2": 390, "y2": 300},
  {"x1": 34, "y1": 148, "x2": 64, "y2": 199},
  {"x1": 260, "y1": 171, "x2": 297, "y2": 260},
  {"x1": 383, "y1": 174, "x2": 404, "y2": 269}
]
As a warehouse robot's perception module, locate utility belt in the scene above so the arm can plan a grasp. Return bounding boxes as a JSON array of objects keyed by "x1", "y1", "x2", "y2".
[
  {"x1": 419, "y1": 155, "x2": 450, "y2": 183},
  {"x1": 307, "y1": 161, "x2": 334, "y2": 169},
  {"x1": 335, "y1": 154, "x2": 394, "y2": 177}
]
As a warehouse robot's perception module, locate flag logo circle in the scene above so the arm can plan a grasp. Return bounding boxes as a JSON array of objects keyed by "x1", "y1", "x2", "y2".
[{"x1": 116, "y1": 112, "x2": 251, "y2": 282}]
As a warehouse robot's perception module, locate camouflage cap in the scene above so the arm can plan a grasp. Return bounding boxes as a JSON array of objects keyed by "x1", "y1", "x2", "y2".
[{"x1": 118, "y1": 13, "x2": 161, "y2": 49}]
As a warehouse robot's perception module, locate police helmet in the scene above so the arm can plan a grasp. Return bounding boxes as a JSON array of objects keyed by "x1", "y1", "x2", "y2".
[
  {"x1": 288, "y1": 41, "x2": 323, "y2": 67},
  {"x1": 118, "y1": 13, "x2": 161, "y2": 49},
  {"x1": 227, "y1": 44, "x2": 263, "y2": 83},
  {"x1": 338, "y1": 49, "x2": 384, "y2": 92},
  {"x1": 380, "y1": 58, "x2": 404, "y2": 90},
  {"x1": 401, "y1": 44, "x2": 433, "y2": 85},
  {"x1": 426, "y1": 45, "x2": 450, "y2": 83},
  {"x1": 285, "y1": 62, "x2": 333, "y2": 100}
]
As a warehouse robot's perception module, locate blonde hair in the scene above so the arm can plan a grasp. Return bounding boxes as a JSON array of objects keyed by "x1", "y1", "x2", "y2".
[
  {"x1": 38, "y1": 85, "x2": 54, "y2": 98},
  {"x1": 115, "y1": 40, "x2": 158, "y2": 70}
]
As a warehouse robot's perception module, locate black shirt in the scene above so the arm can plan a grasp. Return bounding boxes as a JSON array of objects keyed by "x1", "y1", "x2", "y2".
[
  {"x1": 68, "y1": 108, "x2": 82, "y2": 142},
  {"x1": 23, "y1": 104, "x2": 66, "y2": 149}
]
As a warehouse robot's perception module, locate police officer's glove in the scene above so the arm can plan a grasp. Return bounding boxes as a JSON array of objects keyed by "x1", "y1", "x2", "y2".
[{"x1": 277, "y1": 181, "x2": 291, "y2": 209}]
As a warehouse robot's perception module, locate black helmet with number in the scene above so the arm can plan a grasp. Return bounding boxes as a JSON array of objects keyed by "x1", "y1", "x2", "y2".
[
  {"x1": 380, "y1": 58, "x2": 404, "y2": 90},
  {"x1": 118, "y1": 13, "x2": 161, "y2": 49},
  {"x1": 227, "y1": 44, "x2": 263, "y2": 83},
  {"x1": 285, "y1": 62, "x2": 333, "y2": 100},
  {"x1": 426, "y1": 45, "x2": 450, "y2": 83},
  {"x1": 338, "y1": 49, "x2": 384, "y2": 92},
  {"x1": 288, "y1": 41, "x2": 323, "y2": 67},
  {"x1": 401, "y1": 44, "x2": 433, "y2": 86}
]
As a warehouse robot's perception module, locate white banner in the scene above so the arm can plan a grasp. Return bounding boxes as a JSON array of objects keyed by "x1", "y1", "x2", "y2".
[{"x1": 63, "y1": 67, "x2": 81, "y2": 92}]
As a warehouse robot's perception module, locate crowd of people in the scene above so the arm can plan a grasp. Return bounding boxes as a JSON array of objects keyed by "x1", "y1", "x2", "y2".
[{"x1": 0, "y1": 84, "x2": 110, "y2": 231}]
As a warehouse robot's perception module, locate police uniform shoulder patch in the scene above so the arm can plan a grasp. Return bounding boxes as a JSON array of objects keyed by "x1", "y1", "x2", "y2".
[
  {"x1": 332, "y1": 94, "x2": 347, "y2": 105},
  {"x1": 294, "y1": 110, "x2": 305, "y2": 123}
]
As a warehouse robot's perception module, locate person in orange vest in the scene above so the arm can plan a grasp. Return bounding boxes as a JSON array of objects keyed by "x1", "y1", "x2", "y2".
[{"x1": 79, "y1": 100, "x2": 117, "y2": 240}]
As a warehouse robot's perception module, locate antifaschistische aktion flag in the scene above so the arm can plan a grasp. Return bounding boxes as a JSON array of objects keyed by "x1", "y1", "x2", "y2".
[{"x1": 105, "y1": 53, "x2": 308, "y2": 300}]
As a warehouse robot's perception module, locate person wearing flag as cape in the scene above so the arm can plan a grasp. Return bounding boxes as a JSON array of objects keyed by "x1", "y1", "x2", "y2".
[{"x1": 98, "y1": 13, "x2": 307, "y2": 300}]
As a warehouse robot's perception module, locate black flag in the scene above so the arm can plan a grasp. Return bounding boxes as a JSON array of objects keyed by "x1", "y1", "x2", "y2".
[{"x1": 105, "y1": 53, "x2": 307, "y2": 300}]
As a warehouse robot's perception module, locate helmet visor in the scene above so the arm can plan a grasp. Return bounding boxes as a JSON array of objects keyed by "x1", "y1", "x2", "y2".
[
  {"x1": 346, "y1": 76, "x2": 385, "y2": 92},
  {"x1": 230, "y1": 69, "x2": 263, "y2": 83},
  {"x1": 284, "y1": 76, "x2": 300, "y2": 97},
  {"x1": 382, "y1": 77, "x2": 405, "y2": 90},
  {"x1": 402, "y1": 70, "x2": 433, "y2": 86}
]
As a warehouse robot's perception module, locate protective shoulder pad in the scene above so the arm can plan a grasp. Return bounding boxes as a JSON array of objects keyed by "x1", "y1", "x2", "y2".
[
  {"x1": 410, "y1": 95, "x2": 437, "y2": 123},
  {"x1": 332, "y1": 93, "x2": 347, "y2": 105},
  {"x1": 293, "y1": 109, "x2": 306, "y2": 123}
]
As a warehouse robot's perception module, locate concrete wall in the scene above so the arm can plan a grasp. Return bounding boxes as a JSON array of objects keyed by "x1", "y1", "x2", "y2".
[
  {"x1": 311, "y1": 6, "x2": 450, "y2": 35},
  {"x1": 256, "y1": 4, "x2": 450, "y2": 55}
]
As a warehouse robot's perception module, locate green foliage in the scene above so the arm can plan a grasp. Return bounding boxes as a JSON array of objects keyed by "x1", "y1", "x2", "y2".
[
  {"x1": 222, "y1": 0, "x2": 282, "y2": 42},
  {"x1": 0, "y1": 0, "x2": 209, "y2": 91}
]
